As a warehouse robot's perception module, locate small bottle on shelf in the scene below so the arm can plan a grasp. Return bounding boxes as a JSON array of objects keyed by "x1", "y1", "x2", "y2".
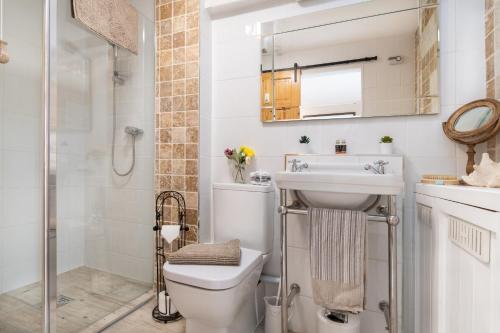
[{"x1": 335, "y1": 140, "x2": 341, "y2": 154}]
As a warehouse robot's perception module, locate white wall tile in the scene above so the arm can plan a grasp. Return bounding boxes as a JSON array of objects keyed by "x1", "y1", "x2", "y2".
[
  {"x1": 213, "y1": 117, "x2": 288, "y2": 157},
  {"x1": 455, "y1": 49, "x2": 486, "y2": 105},
  {"x1": 214, "y1": 76, "x2": 260, "y2": 118},
  {"x1": 287, "y1": 214, "x2": 309, "y2": 249},
  {"x1": 0, "y1": 0, "x2": 44, "y2": 294},
  {"x1": 287, "y1": 246, "x2": 313, "y2": 298},
  {"x1": 439, "y1": 0, "x2": 456, "y2": 54},
  {"x1": 214, "y1": 39, "x2": 261, "y2": 81},
  {"x1": 360, "y1": 310, "x2": 388, "y2": 333},
  {"x1": 440, "y1": 52, "x2": 457, "y2": 107},
  {"x1": 455, "y1": 0, "x2": 485, "y2": 52},
  {"x1": 2, "y1": 188, "x2": 40, "y2": 228},
  {"x1": 289, "y1": 295, "x2": 321, "y2": 333},
  {"x1": 406, "y1": 116, "x2": 456, "y2": 158}
]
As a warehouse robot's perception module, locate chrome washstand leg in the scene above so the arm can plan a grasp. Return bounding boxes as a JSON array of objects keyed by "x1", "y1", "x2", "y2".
[
  {"x1": 279, "y1": 189, "x2": 288, "y2": 333},
  {"x1": 387, "y1": 195, "x2": 400, "y2": 333}
]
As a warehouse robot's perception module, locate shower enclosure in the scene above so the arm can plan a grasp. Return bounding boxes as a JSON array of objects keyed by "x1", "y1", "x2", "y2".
[{"x1": 0, "y1": 0, "x2": 155, "y2": 332}]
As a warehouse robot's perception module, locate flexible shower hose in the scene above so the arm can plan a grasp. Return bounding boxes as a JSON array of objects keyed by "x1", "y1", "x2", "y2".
[{"x1": 111, "y1": 45, "x2": 136, "y2": 177}]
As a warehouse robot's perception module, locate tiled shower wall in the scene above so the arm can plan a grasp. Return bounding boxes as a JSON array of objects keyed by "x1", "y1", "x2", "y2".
[
  {"x1": 0, "y1": 0, "x2": 43, "y2": 293},
  {"x1": 485, "y1": 0, "x2": 500, "y2": 160},
  {"x1": 58, "y1": 0, "x2": 155, "y2": 283},
  {"x1": 155, "y1": 0, "x2": 200, "y2": 243}
]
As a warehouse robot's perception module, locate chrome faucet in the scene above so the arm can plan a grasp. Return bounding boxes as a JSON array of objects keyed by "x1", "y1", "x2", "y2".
[
  {"x1": 364, "y1": 160, "x2": 389, "y2": 174},
  {"x1": 289, "y1": 159, "x2": 309, "y2": 172}
]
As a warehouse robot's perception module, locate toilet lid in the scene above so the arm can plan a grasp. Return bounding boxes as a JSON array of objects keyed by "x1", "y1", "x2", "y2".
[{"x1": 164, "y1": 247, "x2": 263, "y2": 290}]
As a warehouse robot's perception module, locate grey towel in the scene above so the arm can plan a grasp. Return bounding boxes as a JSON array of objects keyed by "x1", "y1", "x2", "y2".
[
  {"x1": 167, "y1": 239, "x2": 241, "y2": 265},
  {"x1": 309, "y1": 208, "x2": 367, "y2": 313}
]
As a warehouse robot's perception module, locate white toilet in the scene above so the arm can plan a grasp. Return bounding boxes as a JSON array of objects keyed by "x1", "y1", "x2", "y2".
[{"x1": 164, "y1": 183, "x2": 275, "y2": 333}]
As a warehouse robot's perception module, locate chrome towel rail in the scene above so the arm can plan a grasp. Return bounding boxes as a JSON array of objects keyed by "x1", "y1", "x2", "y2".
[{"x1": 278, "y1": 206, "x2": 392, "y2": 223}]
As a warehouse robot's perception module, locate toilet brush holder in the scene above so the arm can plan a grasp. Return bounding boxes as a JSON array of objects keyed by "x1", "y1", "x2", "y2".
[{"x1": 152, "y1": 191, "x2": 189, "y2": 323}]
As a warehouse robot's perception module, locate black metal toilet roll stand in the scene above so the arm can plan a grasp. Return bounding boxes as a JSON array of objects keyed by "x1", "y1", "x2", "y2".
[{"x1": 152, "y1": 191, "x2": 189, "y2": 323}]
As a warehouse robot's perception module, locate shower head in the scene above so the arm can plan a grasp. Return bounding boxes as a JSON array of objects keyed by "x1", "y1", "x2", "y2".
[{"x1": 124, "y1": 126, "x2": 144, "y2": 137}]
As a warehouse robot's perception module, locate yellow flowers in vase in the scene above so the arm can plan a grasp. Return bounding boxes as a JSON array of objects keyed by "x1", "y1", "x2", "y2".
[{"x1": 224, "y1": 146, "x2": 255, "y2": 183}]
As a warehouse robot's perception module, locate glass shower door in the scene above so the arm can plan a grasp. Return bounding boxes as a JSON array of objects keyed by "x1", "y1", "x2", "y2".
[
  {"x1": 0, "y1": 0, "x2": 155, "y2": 332},
  {"x1": 0, "y1": 0, "x2": 44, "y2": 332},
  {"x1": 52, "y1": 0, "x2": 155, "y2": 332}
]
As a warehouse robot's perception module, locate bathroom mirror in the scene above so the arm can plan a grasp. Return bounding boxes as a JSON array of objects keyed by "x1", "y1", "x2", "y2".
[
  {"x1": 454, "y1": 106, "x2": 494, "y2": 132},
  {"x1": 260, "y1": 0, "x2": 440, "y2": 122},
  {"x1": 443, "y1": 99, "x2": 500, "y2": 174}
]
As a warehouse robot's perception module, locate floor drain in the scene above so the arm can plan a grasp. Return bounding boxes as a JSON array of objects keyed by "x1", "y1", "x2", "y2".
[{"x1": 57, "y1": 295, "x2": 74, "y2": 307}]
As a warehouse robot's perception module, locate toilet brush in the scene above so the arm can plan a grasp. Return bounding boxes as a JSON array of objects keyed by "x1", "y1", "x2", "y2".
[{"x1": 276, "y1": 280, "x2": 281, "y2": 306}]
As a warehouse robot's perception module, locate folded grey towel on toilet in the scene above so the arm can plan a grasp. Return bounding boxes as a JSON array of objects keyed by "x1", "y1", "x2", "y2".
[
  {"x1": 309, "y1": 208, "x2": 367, "y2": 313},
  {"x1": 167, "y1": 239, "x2": 241, "y2": 265}
]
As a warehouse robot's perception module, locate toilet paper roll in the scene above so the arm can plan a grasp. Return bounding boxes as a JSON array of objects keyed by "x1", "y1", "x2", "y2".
[
  {"x1": 161, "y1": 225, "x2": 180, "y2": 244},
  {"x1": 158, "y1": 291, "x2": 177, "y2": 314},
  {"x1": 316, "y1": 309, "x2": 360, "y2": 333}
]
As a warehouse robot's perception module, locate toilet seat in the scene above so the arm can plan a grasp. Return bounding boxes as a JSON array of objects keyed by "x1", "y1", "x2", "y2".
[{"x1": 164, "y1": 247, "x2": 263, "y2": 290}]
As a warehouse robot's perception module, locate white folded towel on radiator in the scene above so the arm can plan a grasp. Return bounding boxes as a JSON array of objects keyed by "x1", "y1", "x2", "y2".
[{"x1": 309, "y1": 208, "x2": 367, "y2": 313}]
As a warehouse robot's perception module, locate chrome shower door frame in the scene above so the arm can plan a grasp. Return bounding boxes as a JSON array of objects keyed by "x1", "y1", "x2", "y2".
[{"x1": 42, "y1": 0, "x2": 57, "y2": 332}]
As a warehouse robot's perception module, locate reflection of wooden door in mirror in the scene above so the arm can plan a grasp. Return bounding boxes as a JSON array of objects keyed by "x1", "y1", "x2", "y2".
[
  {"x1": 274, "y1": 70, "x2": 301, "y2": 120},
  {"x1": 260, "y1": 70, "x2": 301, "y2": 121},
  {"x1": 261, "y1": 72, "x2": 273, "y2": 121}
]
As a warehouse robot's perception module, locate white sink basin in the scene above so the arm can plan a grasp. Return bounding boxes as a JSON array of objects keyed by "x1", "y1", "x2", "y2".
[{"x1": 275, "y1": 170, "x2": 404, "y2": 210}]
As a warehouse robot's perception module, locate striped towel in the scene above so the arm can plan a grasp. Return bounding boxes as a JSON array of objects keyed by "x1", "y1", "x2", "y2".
[
  {"x1": 309, "y1": 208, "x2": 367, "y2": 313},
  {"x1": 167, "y1": 239, "x2": 241, "y2": 265}
]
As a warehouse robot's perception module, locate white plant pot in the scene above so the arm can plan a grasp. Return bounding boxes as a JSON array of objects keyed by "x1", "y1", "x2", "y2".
[
  {"x1": 380, "y1": 142, "x2": 393, "y2": 155},
  {"x1": 299, "y1": 144, "x2": 314, "y2": 154}
]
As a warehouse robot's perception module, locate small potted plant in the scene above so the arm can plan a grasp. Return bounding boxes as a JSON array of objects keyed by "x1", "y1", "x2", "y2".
[
  {"x1": 224, "y1": 146, "x2": 255, "y2": 183},
  {"x1": 299, "y1": 135, "x2": 313, "y2": 154},
  {"x1": 380, "y1": 136, "x2": 394, "y2": 155}
]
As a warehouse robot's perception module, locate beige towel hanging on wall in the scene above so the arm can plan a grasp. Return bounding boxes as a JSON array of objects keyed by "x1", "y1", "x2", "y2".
[{"x1": 72, "y1": 0, "x2": 138, "y2": 54}]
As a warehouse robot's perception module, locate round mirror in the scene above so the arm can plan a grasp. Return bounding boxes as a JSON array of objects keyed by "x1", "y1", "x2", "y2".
[
  {"x1": 454, "y1": 106, "x2": 494, "y2": 132},
  {"x1": 443, "y1": 99, "x2": 500, "y2": 174}
]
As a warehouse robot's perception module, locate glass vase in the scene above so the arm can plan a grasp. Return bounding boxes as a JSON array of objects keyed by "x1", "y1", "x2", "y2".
[{"x1": 233, "y1": 163, "x2": 245, "y2": 183}]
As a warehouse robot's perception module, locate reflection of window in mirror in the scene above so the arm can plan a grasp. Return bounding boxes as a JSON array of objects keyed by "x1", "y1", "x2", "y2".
[{"x1": 301, "y1": 65, "x2": 362, "y2": 119}]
